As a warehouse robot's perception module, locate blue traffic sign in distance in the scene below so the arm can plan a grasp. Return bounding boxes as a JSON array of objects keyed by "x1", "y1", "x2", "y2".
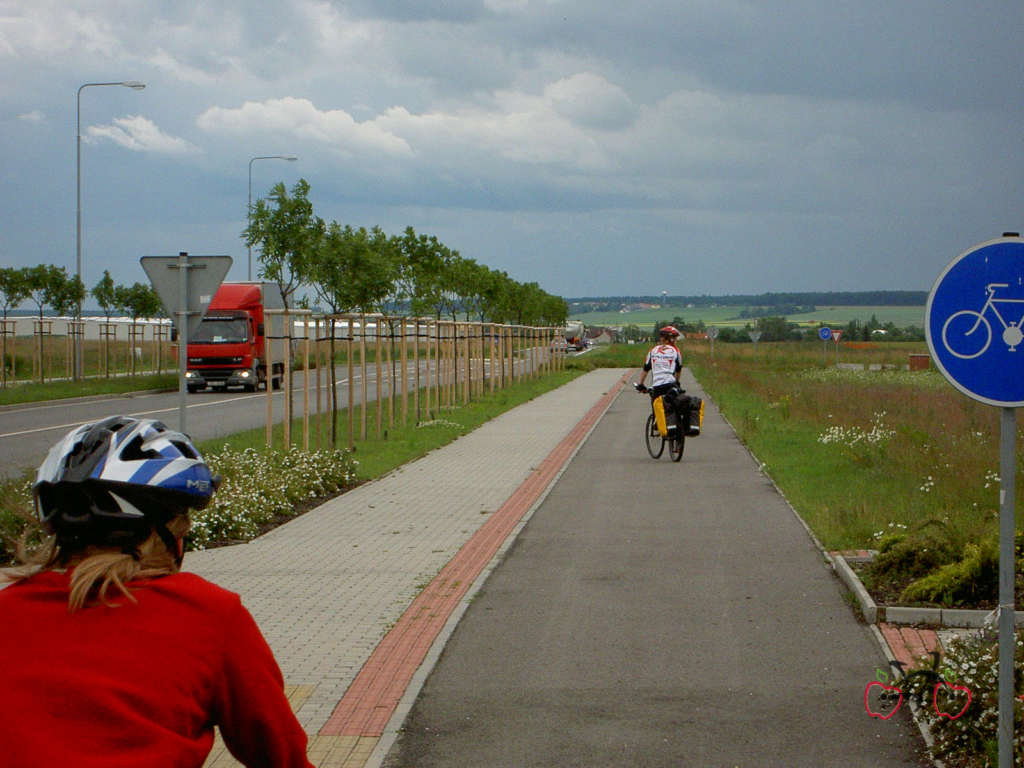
[
  {"x1": 926, "y1": 235, "x2": 1024, "y2": 406},
  {"x1": 818, "y1": 327, "x2": 832, "y2": 341}
]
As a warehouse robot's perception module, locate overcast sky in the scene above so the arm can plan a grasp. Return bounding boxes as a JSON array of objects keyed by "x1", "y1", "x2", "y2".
[{"x1": 2, "y1": 1, "x2": 1021, "y2": 305}]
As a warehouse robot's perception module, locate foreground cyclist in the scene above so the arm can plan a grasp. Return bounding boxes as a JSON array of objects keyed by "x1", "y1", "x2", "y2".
[
  {"x1": 636, "y1": 325, "x2": 688, "y2": 430},
  {"x1": 0, "y1": 416, "x2": 314, "y2": 768}
]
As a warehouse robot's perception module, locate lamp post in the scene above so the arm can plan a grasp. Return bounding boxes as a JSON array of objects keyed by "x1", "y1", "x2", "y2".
[
  {"x1": 76, "y1": 80, "x2": 145, "y2": 379},
  {"x1": 248, "y1": 155, "x2": 298, "y2": 281}
]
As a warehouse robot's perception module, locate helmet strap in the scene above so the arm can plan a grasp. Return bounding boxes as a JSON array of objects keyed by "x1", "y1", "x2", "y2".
[{"x1": 154, "y1": 520, "x2": 184, "y2": 569}]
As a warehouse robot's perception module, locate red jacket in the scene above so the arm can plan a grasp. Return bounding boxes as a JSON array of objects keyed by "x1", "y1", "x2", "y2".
[{"x1": 0, "y1": 570, "x2": 313, "y2": 768}]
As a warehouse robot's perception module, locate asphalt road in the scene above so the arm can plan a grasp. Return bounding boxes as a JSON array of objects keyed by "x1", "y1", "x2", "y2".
[
  {"x1": 383, "y1": 370, "x2": 931, "y2": 767},
  {"x1": 0, "y1": 349, "x2": 562, "y2": 479}
]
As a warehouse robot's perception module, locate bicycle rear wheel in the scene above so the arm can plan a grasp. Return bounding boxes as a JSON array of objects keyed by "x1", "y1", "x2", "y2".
[
  {"x1": 668, "y1": 413, "x2": 685, "y2": 461},
  {"x1": 669, "y1": 431, "x2": 685, "y2": 461},
  {"x1": 645, "y1": 413, "x2": 665, "y2": 459}
]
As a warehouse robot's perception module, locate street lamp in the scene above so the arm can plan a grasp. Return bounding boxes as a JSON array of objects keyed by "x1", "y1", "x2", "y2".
[
  {"x1": 248, "y1": 155, "x2": 298, "y2": 281},
  {"x1": 76, "y1": 80, "x2": 146, "y2": 379}
]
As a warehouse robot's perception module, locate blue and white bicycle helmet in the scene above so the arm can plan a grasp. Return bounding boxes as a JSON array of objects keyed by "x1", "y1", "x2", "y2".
[{"x1": 33, "y1": 416, "x2": 218, "y2": 556}]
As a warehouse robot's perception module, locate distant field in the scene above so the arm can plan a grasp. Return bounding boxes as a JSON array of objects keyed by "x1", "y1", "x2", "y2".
[{"x1": 570, "y1": 305, "x2": 924, "y2": 329}]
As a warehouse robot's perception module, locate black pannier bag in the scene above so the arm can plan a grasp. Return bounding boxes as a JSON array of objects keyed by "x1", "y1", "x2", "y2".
[{"x1": 684, "y1": 396, "x2": 704, "y2": 436}]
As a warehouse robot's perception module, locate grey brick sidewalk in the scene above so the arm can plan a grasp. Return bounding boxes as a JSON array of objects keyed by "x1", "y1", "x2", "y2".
[{"x1": 184, "y1": 368, "x2": 628, "y2": 735}]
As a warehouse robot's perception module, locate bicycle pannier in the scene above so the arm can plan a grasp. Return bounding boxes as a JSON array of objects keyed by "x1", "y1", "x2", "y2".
[
  {"x1": 653, "y1": 396, "x2": 669, "y2": 437},
  {"x1": 686, "y1": 396, "x2": 704, "y2": 436}
]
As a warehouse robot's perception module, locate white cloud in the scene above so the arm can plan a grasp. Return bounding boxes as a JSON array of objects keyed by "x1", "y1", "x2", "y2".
[
  {"x1": 86, "y1": 115, "x2": 201, "y2": 155},
  {"x1": 196, "y1": 97, "x2": 413, "y2": 157},
  {"x1": 0, "y1": 3, "x2": 124, "y2": 59},
  {"x1": 544, "y1": 72, "x2": 636, "y2": 130},
  {"x1": 377, "y1": 95, "x2": 609, "y2": 171},
  {"x1": 17, "y1": 110, "x2": 45, "y2": 123}
]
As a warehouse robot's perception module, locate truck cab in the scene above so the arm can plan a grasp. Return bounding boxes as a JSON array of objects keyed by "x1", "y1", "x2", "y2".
[{"x1": 184, "y1": 282, "x2": 286, "y2": 393}]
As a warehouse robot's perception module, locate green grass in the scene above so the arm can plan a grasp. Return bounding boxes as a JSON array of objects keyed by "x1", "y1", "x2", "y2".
[
  {"x1": 0, "y1": 373, "x2": 178, "y2": 406},
  {"x1": 570, "y1": 304, "x2": 924, "y2": 329},
  {"x1": 195, "y1": 369, "x2": 585, "y2": 483},
  {"x1": 680, "y1": 339, "x2": 1017, "y2": 608},
  {"x1": 785, "y1": 305, "x2": 924, "y2": 328}
]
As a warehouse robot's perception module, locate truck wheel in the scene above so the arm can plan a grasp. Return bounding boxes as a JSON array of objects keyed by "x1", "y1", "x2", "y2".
[{"x1": 271, "y1": 376, "x2": 281, "y2": 390}]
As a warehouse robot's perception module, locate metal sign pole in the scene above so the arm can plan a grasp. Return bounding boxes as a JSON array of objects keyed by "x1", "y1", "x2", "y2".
[
  {"x1": 998, "y1": 406, "x2": 1016, "y2": 768},
  {"x1": 924, "y1": 234, "x2": 1024, "y2": 768},
  {"x1": 176, "y1": 251, "x2": 189, "y2": 434}
]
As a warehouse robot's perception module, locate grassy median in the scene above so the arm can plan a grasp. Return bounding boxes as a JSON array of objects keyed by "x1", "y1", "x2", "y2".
[{"x1": 0, "y1": 365, "x2": 587, "y2": 560}]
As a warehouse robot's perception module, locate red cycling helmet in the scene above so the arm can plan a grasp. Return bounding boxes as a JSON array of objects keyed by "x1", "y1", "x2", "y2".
[{"x1": 659, "y1": 325, "x2": 680, "y2": 339}]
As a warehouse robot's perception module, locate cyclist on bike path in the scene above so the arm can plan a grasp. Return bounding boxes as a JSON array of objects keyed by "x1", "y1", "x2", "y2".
[
  {"x1": 636, "y1": 325, "x2": 688, "y2": 428},
  {"x1": 0, "y1": 416, "x2": 314, "y2": 768}
]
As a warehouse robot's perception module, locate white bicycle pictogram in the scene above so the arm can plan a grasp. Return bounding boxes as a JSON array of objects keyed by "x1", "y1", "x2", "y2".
[{"x1": 941, "y1": 283, "x2": 1024, "y2": 359}]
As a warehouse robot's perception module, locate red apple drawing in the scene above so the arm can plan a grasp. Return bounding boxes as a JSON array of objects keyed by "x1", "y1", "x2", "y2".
[
  {"x1": 933, "y1": 681, "x2": 971, "y2": 720},
  {"x1": 865, "y1": 681, "x2": 903, "y2": 719}
]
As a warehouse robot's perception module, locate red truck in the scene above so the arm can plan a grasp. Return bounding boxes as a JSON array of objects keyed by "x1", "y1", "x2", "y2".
[{"x1": 184, "y1": 282, "x2": 287, "y2": 393}]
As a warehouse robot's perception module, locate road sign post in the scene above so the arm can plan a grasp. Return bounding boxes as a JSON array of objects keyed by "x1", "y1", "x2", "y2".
[
  {"x1": 818, "y1": 327, "x2": 832, "y2": 363},
  {"x1": 749, "y1": 329, "x2": 762, "y2": 357},
  {"x1": 926, "y1": 234, "x2": 1024, "y2": 768},
  {"x1": 708, "y1": 326, "x2": 719, "y2": 358},
  {"x1": 141, "y1": 252, "x2": 232, "y2": 434},
  {"x1": 831, "y1": 329, "x2": 843, "y2": 365}
]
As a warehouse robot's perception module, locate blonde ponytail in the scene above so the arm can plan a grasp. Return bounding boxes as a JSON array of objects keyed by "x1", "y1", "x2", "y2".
[{"x1": 2, "y1": 514, "x2": 190, "y2": 612}]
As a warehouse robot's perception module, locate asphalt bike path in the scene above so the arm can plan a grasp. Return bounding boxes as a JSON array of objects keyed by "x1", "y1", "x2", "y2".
[{"x1": 381, "y1": 369, "x2": 930, "y2": 767}]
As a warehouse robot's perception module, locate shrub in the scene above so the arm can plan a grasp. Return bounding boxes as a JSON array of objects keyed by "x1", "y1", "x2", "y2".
[
  {"x1": 0, "y1": 447, "x2": 359, "y2": 559},
  {"x1": 0, "y1": 476, "x2": 35, "y2": 566},
  {"x1": 900, "y1": 539, "x2": 1000, "y2": 606},
  {"x1": 867, "y1": 520, "x2": 962, "y2": 586},
  {"x1": 188, "y1": 445, "x2": 359, "y2": 549}
]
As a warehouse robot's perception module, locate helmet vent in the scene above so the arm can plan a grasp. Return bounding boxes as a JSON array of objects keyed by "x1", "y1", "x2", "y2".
[
  {"x1": 121, "y1": 434, "x2": 161, "y2": 461},
  {"x1": 171, "y1": 440, "x2": 198, "y2": 460}
]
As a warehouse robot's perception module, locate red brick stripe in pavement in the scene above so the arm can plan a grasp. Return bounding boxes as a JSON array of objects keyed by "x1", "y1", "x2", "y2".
[
  {"x1": 879, "y1": 622, "x2": 941, "y2": 669},
  {"x1": 320, "y1": 372, "x2": 631, "y2": 738}
]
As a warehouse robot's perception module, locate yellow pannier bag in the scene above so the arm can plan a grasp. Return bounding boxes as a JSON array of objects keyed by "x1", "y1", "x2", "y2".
[{"x1": 653, "y1": 396, "x2": 669, "y2": 437}]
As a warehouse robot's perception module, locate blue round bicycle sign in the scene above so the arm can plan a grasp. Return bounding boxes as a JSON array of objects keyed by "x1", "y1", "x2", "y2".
[
  {"x1": 926, "y1": 235, "x2": 1024, "y2": 406},
  {"x1": 818, "y1": 327, "x2": 832, "y2": 341}
]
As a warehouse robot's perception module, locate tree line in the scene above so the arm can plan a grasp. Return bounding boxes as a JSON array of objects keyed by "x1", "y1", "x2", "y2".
[
  {"x1": 245, "y1": 179, "x2": 568, "y2": 327},
  {"x1": 0, "y1": 265, "x2": 161, "y2": 323},
  {"x1": 640, "y1": 315, "x2": 924, "y2": 343},
  {"x1": 572, "y1": 290, "x2": 927, "y2": 312}
]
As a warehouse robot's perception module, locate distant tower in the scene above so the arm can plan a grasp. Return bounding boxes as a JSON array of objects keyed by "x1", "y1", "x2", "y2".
[{"x1": 661, "y1": 290, "x2": 667, "y2": 308}]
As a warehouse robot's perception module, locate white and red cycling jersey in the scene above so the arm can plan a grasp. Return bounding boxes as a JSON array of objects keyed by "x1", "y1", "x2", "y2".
[{"x1": 643, "y1": 343, "x2": 682, "y2": 387}]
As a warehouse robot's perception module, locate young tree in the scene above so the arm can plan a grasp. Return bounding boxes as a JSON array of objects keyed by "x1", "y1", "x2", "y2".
[
  {"x1": 22, "y1": 265, "x2": 79, "y2": 382},
  {"x1": 112, "y1": 282, "x2": 162, "y2": 376},
  {"x1": 92, "y1": 270, "x2": 118, "y2": 319},
  {"x1": 115, "y1": 282, "x2": 162, "y2": 320},
  {"x1": 307, "y1": 222, "x2": 399, "y2": 443},
  {"x1": 23, "y1": 265, "x2": 73, "y2": 320},
  {"x1": 392, "y1": 227, "x2": 454, "y2": 318},
  {"x1": 0, "y1": 267, "x2": 28, "y2": 319},
  {"x1": 478, "y1": 268, "x2": 514, "y2": 323},
  {"x1": 243, "y1": 178, "x2": 324, "y2": 310},
  {"x1": 51, "y1": 274, "x2": 85, "y2": 319}
]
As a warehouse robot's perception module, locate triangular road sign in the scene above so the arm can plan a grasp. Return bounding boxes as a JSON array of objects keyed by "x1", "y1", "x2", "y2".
[{"x1": 141, "y1": 253, "x2": 232, "y2": 338}]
